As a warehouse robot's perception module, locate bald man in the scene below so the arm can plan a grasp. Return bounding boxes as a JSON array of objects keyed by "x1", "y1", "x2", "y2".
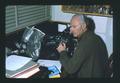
[{"x1": 56, "y1": 14, "x2": 109, "y2": 78}]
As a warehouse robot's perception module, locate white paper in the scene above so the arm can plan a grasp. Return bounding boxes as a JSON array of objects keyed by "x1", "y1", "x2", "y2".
[
  {"x1": 58, "y1": 24, "x2": 67, "y2": 32},
  {"x1": 6, "y1": 55, "x2": 32, "y2": 71},
  {"x1": 37, "y1": 59, "x2": 61, "y2": 72}
]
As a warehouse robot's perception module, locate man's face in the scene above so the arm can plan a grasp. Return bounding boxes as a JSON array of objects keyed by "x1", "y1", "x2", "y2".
[{"x1": 70, "y1": 17, "x2": 83, "y2": 38}]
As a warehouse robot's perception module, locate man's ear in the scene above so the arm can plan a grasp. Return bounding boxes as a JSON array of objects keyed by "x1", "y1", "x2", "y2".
[{"x1": 81, "y1": 23, "x2": 87, "y2": 31}]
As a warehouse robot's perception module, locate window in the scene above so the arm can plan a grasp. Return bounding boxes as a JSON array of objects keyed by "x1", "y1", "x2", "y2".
[{"x1": 5, "y1": 5, "x2": 51, "y2": 34}]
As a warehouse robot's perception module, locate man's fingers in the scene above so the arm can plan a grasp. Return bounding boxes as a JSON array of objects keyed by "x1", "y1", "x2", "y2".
[
  {"x1": 56, "y1": 42, "x2": 66, "y2": 53},
  {"x1": 61, "y1": 42, "x2": 66, "y2": 47}
]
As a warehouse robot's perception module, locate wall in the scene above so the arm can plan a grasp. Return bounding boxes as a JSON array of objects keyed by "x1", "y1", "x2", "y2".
[{"x1": 51, "y1": 5, "x2": 113, "y2": 57}]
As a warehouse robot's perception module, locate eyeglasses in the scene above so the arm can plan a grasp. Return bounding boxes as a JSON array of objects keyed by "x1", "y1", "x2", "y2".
[{"x1": 70, "y1": 24, "x2": 82, "y2": 28}]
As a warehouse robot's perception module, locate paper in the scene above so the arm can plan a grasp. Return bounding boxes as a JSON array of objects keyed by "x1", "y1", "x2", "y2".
[
  {"x1": 37, "y1": 59, "x2": 61, "y2": 73},
  {"x1": 6, "y1": 55, "x2": 32, "y2": 71},
  {"x1": 58, "y1": 24, "x2": 67, "y2": 32}
]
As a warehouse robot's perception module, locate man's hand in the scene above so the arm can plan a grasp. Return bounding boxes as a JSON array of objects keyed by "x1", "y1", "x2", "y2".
[{"x1": 56, "y1": 42, "x2": 66, "y2": 53}]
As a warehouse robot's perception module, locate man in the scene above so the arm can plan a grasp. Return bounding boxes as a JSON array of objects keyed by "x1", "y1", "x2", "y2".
[{"x1": 56, "y1": 14, "x2": 109, "y2": 78}]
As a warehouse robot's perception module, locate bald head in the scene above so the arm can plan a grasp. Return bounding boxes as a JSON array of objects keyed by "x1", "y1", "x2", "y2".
[
  {"x1": 71, "y1": 14, "x2": 86, "y2": 24},
  {"x1": 70, "y1": 14, "x2": 87, "y2": 38}
]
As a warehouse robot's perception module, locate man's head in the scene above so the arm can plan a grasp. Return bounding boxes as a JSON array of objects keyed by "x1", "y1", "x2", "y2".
[
  {"x1": 70, "y1": 14, "x2": 87, "y2": 38},
  {"x1": 85, "y1": 17, "x2": 95, "y2": 32}
]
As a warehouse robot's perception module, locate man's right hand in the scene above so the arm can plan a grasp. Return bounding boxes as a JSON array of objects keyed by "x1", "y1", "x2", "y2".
[{"x1": 56, "y1": 42, "x2": 66, "y2": 53}]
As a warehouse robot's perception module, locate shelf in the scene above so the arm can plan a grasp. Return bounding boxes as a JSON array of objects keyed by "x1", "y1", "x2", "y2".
[
  {"x1": 62, "y1": 10, "x2": 112, "y2": 17},
  {"x1": 62, "y1": 5, "x2": 113, "y2": 17}
]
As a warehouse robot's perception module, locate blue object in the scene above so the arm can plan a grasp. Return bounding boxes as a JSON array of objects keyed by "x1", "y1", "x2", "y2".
[{"x1": 48, "y1": 65, "x2": 60, "y2": 77}]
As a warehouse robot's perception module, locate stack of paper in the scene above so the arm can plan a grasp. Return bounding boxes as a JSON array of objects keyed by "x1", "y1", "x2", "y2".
[{"x1": 6, "y1": 55, "x2": 40, "y2": 78}]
